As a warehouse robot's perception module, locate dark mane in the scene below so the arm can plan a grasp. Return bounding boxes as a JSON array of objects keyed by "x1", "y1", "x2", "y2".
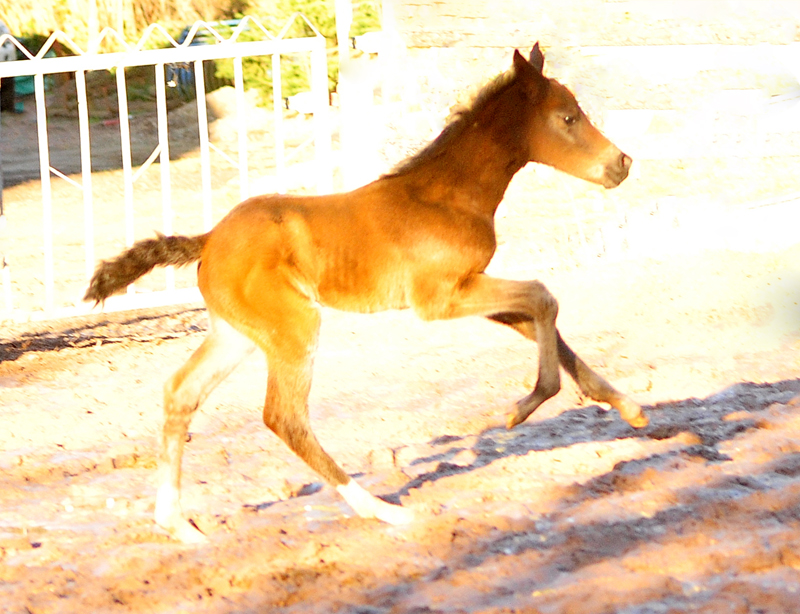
[{"x1": 384, "y1": 69, "x2": 519, "y2": 178}]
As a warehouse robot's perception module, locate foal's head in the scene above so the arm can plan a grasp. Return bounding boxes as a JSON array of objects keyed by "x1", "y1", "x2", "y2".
[{"x1": 515, "y1": 44, "x2": 631, "y2": 188}]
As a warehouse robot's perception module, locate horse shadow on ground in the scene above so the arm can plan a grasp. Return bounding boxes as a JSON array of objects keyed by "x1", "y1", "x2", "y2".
[
  {"x1": 239, "y1": 379, "x2": 800, "y2": 612},
  {"x1": 357, "y1": 379, "x2": 800, "y2": 611},
  {"x1": 0, "y1": 307, "x2": 207, "y2": 362},
  {"x1": 388, "y1": 378, "x2": 800, "y2": 503}
]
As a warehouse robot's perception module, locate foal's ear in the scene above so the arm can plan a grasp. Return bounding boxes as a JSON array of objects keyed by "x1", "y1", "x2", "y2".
[
  {"x1": 513, "y1": 49, "x2": 532, "y2": 74},
  {"x1": 513, "y1": 48, "x2": 547, "y2": 97},
  {"x1": 513, "y1": 47, "x2": 545, "y2": 78},
  {"x1": 530, "y1": 42, "x2": 545, "y2": 73}
]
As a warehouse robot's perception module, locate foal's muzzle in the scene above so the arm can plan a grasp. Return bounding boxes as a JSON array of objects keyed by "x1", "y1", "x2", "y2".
[{"x1": 603, "y1": 152, "x2": 632, "y2": 188}]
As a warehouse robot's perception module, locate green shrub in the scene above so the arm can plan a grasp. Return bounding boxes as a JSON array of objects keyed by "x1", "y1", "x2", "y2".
[
  {"x1": 0, "y1": 0, "x2": 381, "y2": 106},
  {"x1": 212, "y1": 0, "x2": 381, "y2": 107}
]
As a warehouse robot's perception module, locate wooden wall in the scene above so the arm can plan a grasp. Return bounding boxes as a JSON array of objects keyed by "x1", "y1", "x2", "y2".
[{"x1": 376, "y1": 0, "x2": 800, "y2": 163}]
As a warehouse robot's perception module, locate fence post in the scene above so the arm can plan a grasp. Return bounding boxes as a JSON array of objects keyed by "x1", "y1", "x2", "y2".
[
  {"x1": 0, "y1": 98, "x2": 9, "y2": 313},
  {"x1": 272, "y1": 52, "x2": 286, "y2": 194},
  {"x1": 234, "y1": 57, "x2": 249, "y2": 200},
  {"x1": 75, "y1": 69, "x2": 95, "y2": 283},
  {"x1": 34, "y1": 72, "x2": 55, "y2": 312},
  {"x1": 0, "y1": 21, "x2": 331, "y2": 321},
  {"x1": 154, "y1": 62, "x2": 174, "y2": 290},
  {"x1": 312, "y1": 37, "x2": 333, "y2": 194},
  {"x1": 194, "y1": 59, "x2": 213, "y2": 232}
]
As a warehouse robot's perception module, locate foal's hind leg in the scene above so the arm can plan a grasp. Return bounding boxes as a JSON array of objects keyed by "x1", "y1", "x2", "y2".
[
  {"x1": 262, "y1": 348, "x2": 414, "y2": 525},
  {"x1": 156, "y1": 314, "x2": 256, "y2": 543},
  {"x1": 235, "y1": 285, "x2": 413, "y2": 525}
]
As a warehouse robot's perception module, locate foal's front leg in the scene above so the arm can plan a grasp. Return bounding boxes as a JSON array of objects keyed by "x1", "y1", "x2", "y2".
[
  {"x1": 414, "y1": 275, "x2": 563, "y2": 425},
  {"x1": 489, "y1": 317, "x2": 648, "y2": 428},
  {"x1": 414, "y1": 273, "x2": 647, "y2": 429},
  {"x1": 555, "y1": 331, "x2": 647, "y2": 428}
]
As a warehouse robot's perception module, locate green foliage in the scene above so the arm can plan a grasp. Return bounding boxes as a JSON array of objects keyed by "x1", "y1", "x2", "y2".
[
  {"x1": 352, "y1": 1, "x2": 381, "y2": 37},
  {"x1": 0, "y1": 0, "x2": 381, "y2": 107},
  {"x1": 212, "y1": 0, "x2": 381, "y2": 107}
]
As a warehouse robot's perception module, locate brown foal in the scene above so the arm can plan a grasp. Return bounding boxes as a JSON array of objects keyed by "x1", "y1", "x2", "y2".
[{"x1": 85, "y1": 44, "x2": 647, "y2": 543}]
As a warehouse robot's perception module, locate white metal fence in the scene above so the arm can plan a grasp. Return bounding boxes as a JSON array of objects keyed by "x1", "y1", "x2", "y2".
[{"x1": 0, "y1": 15, "x2": 333, "y2": 322}]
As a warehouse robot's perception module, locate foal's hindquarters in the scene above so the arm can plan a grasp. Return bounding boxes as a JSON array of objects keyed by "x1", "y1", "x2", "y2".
[{"x1": 153, "y1": 227, "x2": 416, "y2": 543}]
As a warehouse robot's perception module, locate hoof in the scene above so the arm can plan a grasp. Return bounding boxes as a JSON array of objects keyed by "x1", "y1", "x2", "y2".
[
  {"x1": 155, "y1": 484, "x2": 207, "y2": 544},
  {"x1": 375, "y1": 501, "x2": 415, "y2": 525},
  {"x1": 506, "y1": 411, "x2": 525, "y2": 430},
  {"x1": 172, "y1": 520, "x2": 208, "y2": 544},
  {"x1": 156, "y1": 516, "x2": 208, "y2": 544},
  {"x1": 615, "y1": 397, "x2": 648, "y2": 429},
  {"x1": 626, "y1": 412, "x2": 649, "y2": 429},
  {"x1": 337, "y1": 480, "x2": 414, "y2": 525},
  {"x1": 506, "y1": 397, "x2": 537, "y2": 429}
]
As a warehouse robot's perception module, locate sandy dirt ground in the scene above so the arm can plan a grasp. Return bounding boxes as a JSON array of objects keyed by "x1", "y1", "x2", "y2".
[{"x1": 1, "y1": 78, "x2": 800, "y2": 613}]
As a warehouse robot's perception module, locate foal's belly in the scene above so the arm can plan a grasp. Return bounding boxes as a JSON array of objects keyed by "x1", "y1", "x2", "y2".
[{"x1": 316, "y1": 265, "x2": 411, "y2": 314}]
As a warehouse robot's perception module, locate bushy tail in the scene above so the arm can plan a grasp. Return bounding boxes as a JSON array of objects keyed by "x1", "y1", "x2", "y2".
[{"x1": 84, "y1": 233, "x2": 210, "y2": 304}]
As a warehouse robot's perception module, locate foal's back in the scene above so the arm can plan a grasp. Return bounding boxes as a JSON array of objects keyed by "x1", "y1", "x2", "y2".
[{"x1": 199, "y1": 177, "x2": 498, "y2": 317}]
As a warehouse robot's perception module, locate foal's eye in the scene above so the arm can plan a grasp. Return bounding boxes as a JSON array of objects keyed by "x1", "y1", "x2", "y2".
[{"x1": 564, "y1": 115, "x2": 578, "y2": 126}]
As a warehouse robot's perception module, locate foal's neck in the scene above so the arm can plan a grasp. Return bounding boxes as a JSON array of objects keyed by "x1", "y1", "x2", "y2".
[{"x1": 407, "y1": 91, "x2": 530, "y2": 218}]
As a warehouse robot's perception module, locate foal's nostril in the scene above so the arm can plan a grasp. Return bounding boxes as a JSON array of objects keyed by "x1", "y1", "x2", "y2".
[{"x1": 603, "y1": 151, "x2": 632, "y2": 188}]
